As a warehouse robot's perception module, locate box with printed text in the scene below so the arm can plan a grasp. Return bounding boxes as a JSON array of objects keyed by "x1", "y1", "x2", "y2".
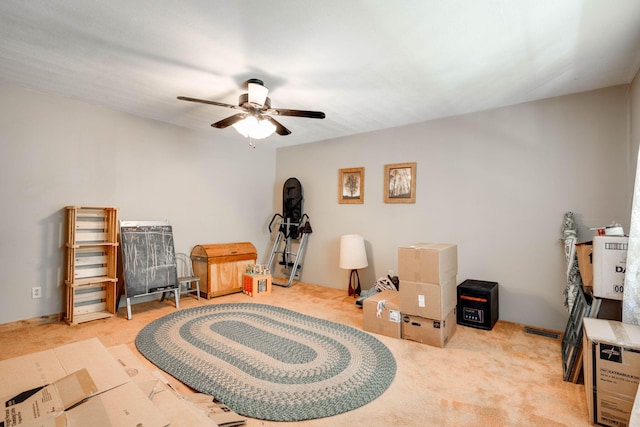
[
  {"x1": 593, "y1": 236, "x2": 628, "y2": 300},
  {"x1": 583, "y1": 317, "x2": 640, "y2": 427},
  {"x1": 363, "y1": 290, "x2": 402, "y2": 339},
  {"x1": 401, "y1": 307, "x2": 457, "y2": 348}
]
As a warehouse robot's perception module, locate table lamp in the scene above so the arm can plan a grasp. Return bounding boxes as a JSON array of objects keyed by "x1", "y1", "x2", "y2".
[{"x1": 339, "y1": 234, "x2": 368, "y2": 297}]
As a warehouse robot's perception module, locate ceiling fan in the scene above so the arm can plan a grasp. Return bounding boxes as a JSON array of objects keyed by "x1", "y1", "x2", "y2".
[{"x1": 177, "y1": 79, "x2": 325, "y2": 140}]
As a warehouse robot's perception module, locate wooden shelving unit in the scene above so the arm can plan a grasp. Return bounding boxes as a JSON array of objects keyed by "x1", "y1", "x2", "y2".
[{"x1": 64, "y1": 206, "x2": 118, "y2": 325}]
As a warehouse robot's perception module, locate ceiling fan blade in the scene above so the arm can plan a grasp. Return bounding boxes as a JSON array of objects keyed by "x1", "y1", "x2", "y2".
[
  {"x1": 178, "y1": 96, "x2": 240, "y2": 110},
  {"x1": 211, "y1": 113, "x2": 248, "y2": 129},
  {"x1": 264, "y1": 116, "x2": 292, "y2": 136},
  {"x1": 270, "y1": 108, "x2": 326, "y2": 119}
]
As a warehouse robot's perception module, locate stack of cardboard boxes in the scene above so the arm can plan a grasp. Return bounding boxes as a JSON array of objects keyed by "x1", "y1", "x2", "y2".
[
  {"x1": 363, "y1": 242, "x2": 458, "y2": 348},
  {"x1": 576, "y1": 235, "x2": 640, "y2": 427},
  {"x1": 398, "y1": 243, "x2": 458, "y2": 347}
]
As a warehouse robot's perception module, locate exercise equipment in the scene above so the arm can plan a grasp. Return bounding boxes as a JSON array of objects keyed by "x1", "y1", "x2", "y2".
[{"x1": 265, "y1": 178, "x2": 312, "y2": 287}]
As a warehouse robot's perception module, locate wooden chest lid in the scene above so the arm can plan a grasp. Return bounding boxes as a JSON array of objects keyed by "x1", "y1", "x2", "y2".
[{"x1": 191, "y1": 242, "x2": 257, "y2": 259}]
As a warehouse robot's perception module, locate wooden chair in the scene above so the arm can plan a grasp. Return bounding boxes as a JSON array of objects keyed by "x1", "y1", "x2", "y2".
[{"x1": 176, "y1": 252, "x2": 200, "y2": 300}]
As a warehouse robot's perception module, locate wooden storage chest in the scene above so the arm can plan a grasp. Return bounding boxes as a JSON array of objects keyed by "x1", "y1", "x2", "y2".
[{"x1": 191, "y1": 242, "x2": 257, "y2": 299}]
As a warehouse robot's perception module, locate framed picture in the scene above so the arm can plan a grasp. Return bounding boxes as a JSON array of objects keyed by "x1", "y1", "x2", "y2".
[
  {"x1": 384, "y1": 162, "x2": 416, "y2": 203},
  {"x1": 338, "y1": 167, "x2": 364, "y2": 204}
]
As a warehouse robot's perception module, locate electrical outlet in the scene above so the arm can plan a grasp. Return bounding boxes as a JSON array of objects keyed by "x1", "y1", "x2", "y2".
[{"x1": 31, "y1": 287, "x2": 41, "y2": 299}]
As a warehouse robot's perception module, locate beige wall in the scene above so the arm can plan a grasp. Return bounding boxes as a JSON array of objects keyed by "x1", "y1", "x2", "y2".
[
  {"x1": 0, "y1": 79, "x2": 635, "y2": 331},
  {"x1": 0, "y1": 80, "x2": 276, "y2": 324},
  {"x1": 276, "y1": 85, "x2": 632, "y2": 331}
]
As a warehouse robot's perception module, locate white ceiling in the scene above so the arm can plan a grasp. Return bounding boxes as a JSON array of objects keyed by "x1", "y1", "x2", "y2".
[{"x1": 2, "y1": 1, "x2": 640, "y2": 148}]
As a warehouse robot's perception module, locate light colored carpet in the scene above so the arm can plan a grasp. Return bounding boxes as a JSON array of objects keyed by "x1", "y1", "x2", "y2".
[{"x1": 0, "y1": 282, "x2": 589, "y2": 426}]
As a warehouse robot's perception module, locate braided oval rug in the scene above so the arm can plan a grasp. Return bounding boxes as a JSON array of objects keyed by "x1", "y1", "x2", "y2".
[{"x1": 135, "y1": 302, "x2": 396, "y2": 421}]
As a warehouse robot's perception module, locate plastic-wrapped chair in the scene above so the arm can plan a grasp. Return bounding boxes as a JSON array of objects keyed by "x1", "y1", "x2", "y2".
[{"x1": 176, "y1": 252, "x2": 200, "y2": 300}]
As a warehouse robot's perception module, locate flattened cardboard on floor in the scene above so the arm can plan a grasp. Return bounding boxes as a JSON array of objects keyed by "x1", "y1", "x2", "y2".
[
  {"x1": 0, "y1": 338, "x2": 169, "y2": 427},
  {"x1": 184, "y1": 393, "x2": 249, "y2": 427},
  {"x1": 108, "y1": 344, "x2": 222, "y2": 427},
  {"x1": 92, "y1": 382, "x2": 170, "y2": 427},
  {"x1": 398, "y1": 277, "x2": 457, "y2": 320},
  {"x1": 363, "y1": 290, "x2": 402, "y2": 338},
  {"x1": 398, "y1": 243, "x2": 457, "y2": 284},
  {"x1": 51, "y1": 381, "x2": 167, "y2": 427},
  {"x1": 3, "y1": 368, "x2": 97, "y2": 427},
  {"x1": 583, "y1": 318, "x2": 640, "y2": 427},
  {"x1": 0, "y1": 338, "x2": 129, "y2": 399}
]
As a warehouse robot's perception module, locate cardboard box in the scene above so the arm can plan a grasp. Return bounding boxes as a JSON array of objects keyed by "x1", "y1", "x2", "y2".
[
  {"x1": 575, "y1": 241, "x2": 593, "y2": 287},
  {"x1": 184, "y1": 393, "x2": 249, "y2": 426},
  {"x1": 363, "y1": 290, "x2": 402, "y2": 338},
  {"x1": 243, "y1": 273, "x2": 272, "y2": 297},
  {"x1": 401, "y1": 307, "x2": 457, "y2": 348},
  {"x1": 629, "y1": 380, "x2": 640, "y2": 426},
  {"x1": 593, "y1": 236, "x2": 628, "y2": 300},
  {"x1": 398, "y1": 243, "x2": 457, "y2": 284},
  {"x1": 583, "y1": 318, "x2": 640, "y2": 427},
  {"x1": 0, "y1": 338, "x2": 169, "y2": 427},
  {"x1": 398, "y1": 276, "x2": 457, "y2": 320}
]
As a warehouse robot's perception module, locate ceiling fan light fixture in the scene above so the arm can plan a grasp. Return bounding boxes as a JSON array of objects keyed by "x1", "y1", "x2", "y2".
[
  {"x1": 247, "y1": 81, "x2": 269, "y2": 107},
  {"x1": 232, "y1": 115, "x2": 276, "y2": 139},
  {"x1": 178, "y1": 78, "x2": 325, "y2": 141}
]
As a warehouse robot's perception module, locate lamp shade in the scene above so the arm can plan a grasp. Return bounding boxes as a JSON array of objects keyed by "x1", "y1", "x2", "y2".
[{"x1": 339, "y1": 234, "x2": 368, "y2": 270}]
